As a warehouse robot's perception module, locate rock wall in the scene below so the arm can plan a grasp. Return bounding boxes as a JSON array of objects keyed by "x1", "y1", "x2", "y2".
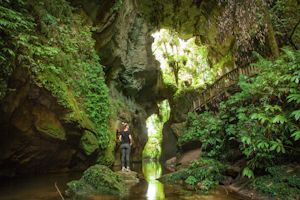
[
  {"x1": 138, "y1": 0, "x2": 236, "y2": 74},
  {"x1": 136, "y1": 0, "x2": 238, "y2": 161},
  {"x1": 0, "y1": 0, "x2": 238, "y2": 176},
  {"x1": 0, "y1": 69, "x2": 95, "y2": 176},
  {"x1": 0, "y1": 0, "x2": 166, "y2": 177},
  {"x1": 72, "y1": 0, "x2": 167, "y2": 165}
]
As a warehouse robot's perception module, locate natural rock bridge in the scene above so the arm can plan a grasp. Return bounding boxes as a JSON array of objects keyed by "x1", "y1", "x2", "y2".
[{"x1": 189, "y1": 59, "x2": 261, "y2": 114}]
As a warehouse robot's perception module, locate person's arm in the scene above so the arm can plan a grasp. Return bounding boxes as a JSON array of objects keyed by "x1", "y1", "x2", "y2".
[
  {"x1": 129, "y1": 135, "x2": 132, "y2": 146},
  {"x1": 119, "y1": 134, "x2": 122, "y2": 142}
]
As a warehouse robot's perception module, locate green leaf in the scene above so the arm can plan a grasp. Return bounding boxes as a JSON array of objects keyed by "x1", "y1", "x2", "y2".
[
  {"x1": 284, "y1": 140, "x2": 293, "y2": 146},
  {"x1": 281, "y1": 146, "x2": 285, "y2": 153},
  {"x1": 287, "y1": 94, "x2": 300, "y2": 103},
  {"x1": 290, "y1": 110, "x2": 300, "y2": 121},
  {"x1": 242, "y1": 167, "x2": 255, "y2": 179},
  {"x1": 241, "y1": 136, "x2": 248, "y2": 143},
  {"x1": 270, "y1": 143, "x2": 277, "y2": 151},
  {"x1": 264, "y1": 105, "x2": 274, "y2": 112},
  {"x1": 258, "y1": 142, "x2": 269, "y2": 149},
  {"x1": 246, "y1": 137, "x2": 251, "y2": 145},
  {"x1": 3, "y1": 48, "x2": 15, "y2": 57},
  {"x1": 271, "y1": 115, "x2": 287, "y2": 124},
  {"x1": 291, "y1": 131, "x2": 300, "y2": 141},
  {"x1": 250, "y1": 113, "x2": 258, "y2": 119},
  {"x1": 273, "y1": 105, "x2": 282, "y2": 112},
  {"x1": 276, "y1": 146, "x2": 281, "y2": 153}
]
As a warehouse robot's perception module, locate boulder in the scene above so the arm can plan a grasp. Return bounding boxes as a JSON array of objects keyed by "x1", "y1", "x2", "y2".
[
  {"x1": 66, "y1": 165, "x2": 127, "y2": 195},
  {"x1": 176, "y1": 148, "x2": 202, "y2": 166},
  {"x1": 171, "y1": 122, "x2": 186, "y2": 138},
  {"x1": 165, "y1": 157, "x2": 176, "y2": 167}
]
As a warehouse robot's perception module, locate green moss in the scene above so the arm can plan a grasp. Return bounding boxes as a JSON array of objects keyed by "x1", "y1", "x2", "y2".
[
  {"x1": 46, "y1": 126, "x2": 66, "y2": 140},
  {"x1": 173, "y1": 87, "x2": 200, "y2": 112},
  {"x1": 161, "y1": 158, "x2": 227, "y2": 190},
  {"x1": 252, "y1": 164, "x2": 300, "y2": 199},
  {"x1": 1, "y1": 0, "x2": 111, "y2": 148},
  {"x1": 67, "y1": 164, "x2": 127, "y2": 195},
  {"x1": 80, "y1": 130, "x2": 99, "y2": 156}
]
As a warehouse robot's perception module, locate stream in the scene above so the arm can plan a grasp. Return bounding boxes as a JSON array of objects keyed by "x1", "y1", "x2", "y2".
[{"x1": 0, "y1": 161, "x2": 243, "y2": 200}]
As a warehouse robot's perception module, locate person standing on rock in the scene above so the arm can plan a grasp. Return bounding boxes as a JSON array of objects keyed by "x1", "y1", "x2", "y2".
[{"x1": 119, "y1": 122, "x2": 132, "y2": 172}]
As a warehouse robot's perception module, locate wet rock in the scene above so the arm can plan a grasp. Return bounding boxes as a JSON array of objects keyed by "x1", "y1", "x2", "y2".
[
  {"x1": 175, "y1": 163, "x2": 190, "y2": 171},
  {"x1": 219, "y1": 176, "x2": 233, "y2": 186},
  {"x1": 165, "y1": 157, "x2": 176, "y2": 167},
  {"x1": 66, "y1": 165, "x2": 127, "y2": 195},
  {"x1": 226, "y1": 165, "x2": 242, "y2": 178},
  {"x1": 176, "y1": 148, "x2": 202, "y2": 166},
  {"x1": 171, "y1": 122, "x2": 186, "y2": 138},
  {"x1": 115, "y1": 170, "x2": 140, "y2": 184},
  {"x1": 165, "y1": 165, "x2": 176, "y2": 172}
]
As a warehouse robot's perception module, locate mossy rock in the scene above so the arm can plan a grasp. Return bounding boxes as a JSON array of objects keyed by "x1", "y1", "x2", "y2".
[
  {"x1": 116, "y1": 170, "x2": 140, "y2": 184},
  {"x1": 66, "y1": 165, "x2": 127, "y2": 195},
  {"x1": 80, "y1": 130, "x2": 99, "y2": 156},
  {"x1": 159, "y1": 159, "x2": 227, "y2": 186}
]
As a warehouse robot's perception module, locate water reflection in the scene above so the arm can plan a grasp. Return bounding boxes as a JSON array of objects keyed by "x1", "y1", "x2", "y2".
[
  {"x1": 0, "y1": 162, "x2": 244, "y2": 200},
  {"x1": 142, "y1": 161, "x2": 165, "y2": 200}
]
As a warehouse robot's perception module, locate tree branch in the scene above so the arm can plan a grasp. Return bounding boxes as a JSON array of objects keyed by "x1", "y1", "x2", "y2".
[
  {"x1": 273, "y1": 14, "x2": 299, "y2": 50},
  {"x1": 289, "y1": 19, "x2": 300, "y2": 50},
  {"x1": 55, "y1": 182, "x2": 65, "y2": 200}
]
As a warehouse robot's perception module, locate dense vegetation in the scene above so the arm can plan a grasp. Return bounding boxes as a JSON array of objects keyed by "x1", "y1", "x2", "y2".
[
  {"x1": 0, "y1": 0, "x2": 111, "y2": 148},
  {"x1": 178, "y1": 47, "x2": 300, "y2": 198},
  {"x1": 161, "y1": 158, "x2": 226, "y2": 191}
]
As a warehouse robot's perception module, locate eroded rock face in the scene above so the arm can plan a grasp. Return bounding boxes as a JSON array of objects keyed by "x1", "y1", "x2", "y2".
[
  {"x1": 75, "y1": 0, "x2": 166, "y2": 102},
  {"x1": 171, "y1": 122, "x2": 186, "y2": 138},
  {"x1": 138, "y1": 0, "x2": 236, "y2": 73},
  {"x1": 71, "y1": 0, "x2": 167, "y2": 165},
  {"x1": 0, "y1": 73, "x2": 94, "y2": 177},
  {"x1": 0, "y1": 0, "x2": 237, "y2": 176},
  {"x1": 0, "y1": 0, "x2": 167, "y2": 177}
]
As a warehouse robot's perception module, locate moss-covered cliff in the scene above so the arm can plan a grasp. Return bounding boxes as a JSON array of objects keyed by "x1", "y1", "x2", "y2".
[{"x1": 0, "y1": 0, "x2": 166, "y2": 177}]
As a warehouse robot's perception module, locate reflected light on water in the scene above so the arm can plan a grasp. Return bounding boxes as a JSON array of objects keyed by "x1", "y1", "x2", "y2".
[{"x1": 143, "y1": 161, "x2": 165, "y2": 200}]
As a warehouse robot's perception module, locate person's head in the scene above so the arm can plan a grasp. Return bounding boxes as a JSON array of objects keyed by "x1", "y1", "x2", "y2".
[{"x1": 122, "y1": 122, "x2": 129, "y2": 130}]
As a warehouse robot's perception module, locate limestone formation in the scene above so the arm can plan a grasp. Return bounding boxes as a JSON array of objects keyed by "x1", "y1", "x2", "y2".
[{"x1": 0, "y1": 0, "x2": 238, "y2": 177}]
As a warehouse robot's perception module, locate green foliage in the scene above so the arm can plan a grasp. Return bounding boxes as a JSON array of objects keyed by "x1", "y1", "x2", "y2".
[
  {"x1": 178, "y1": 47, "x2": 300, "y2": 175},
  {"x1": 152, "y1": 29, "x2": 211, "y2": 90},
  {"x1": 110, "y1": 0, "x2": 123, "y2": 13},
  {"x1": 46, "y1": 126, "x2": 66, "y2": 140},
  {"x1": 252, "y1": 164, "x2": 300, "y2": 199},
  {"x1": 173, "y1": 86, "x2": 202, "y2": 112},
  {"x1": 162, "y1": 158, "x2": 226, "y2": 191},
  {"x1": 270, "y1": 0, "x2": 300, "y2": 49},
  {"x1": 1, "y1": 0, "x2": 111, "y2": 148},
  {"x1": 0, "y1": 0, "x2": 36, "y2": 99},
  {"x1": 184, "y1": 176, "x2": 198, "y2": 185},
  {"x1": 189, "y1": 159, "x2": 201, "y2": 169},
  {"x1": 143, "y1": 100, "x2": 170, "y2": 159},
  {"x1": 242, "y1": 167, "x2": 255, "y2": 179}
]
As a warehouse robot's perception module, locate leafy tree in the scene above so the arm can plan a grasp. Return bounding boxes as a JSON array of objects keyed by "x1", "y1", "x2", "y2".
[
  {"x1": 216, "y1": 0, "x2": 300, "y2": 61},
  {"x1": 153, "y1": 29, "x2": 214, "y2": 89},
  {"x1": 178, "y1": 47, "x2": 300, "y2": 182}
]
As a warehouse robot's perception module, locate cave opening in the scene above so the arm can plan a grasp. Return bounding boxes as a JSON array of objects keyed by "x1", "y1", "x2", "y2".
[
  {"x1": 151, "y1": 28, "x2": 216, "y2": 93},
  {"x1": 142, "y1": 99, "x2": 170, "y2": 160}
]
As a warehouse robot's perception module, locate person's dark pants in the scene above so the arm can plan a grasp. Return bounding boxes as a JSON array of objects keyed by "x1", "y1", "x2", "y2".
[{"x1": 121, "y1": 143, "x2": 131, "y2": 167}]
